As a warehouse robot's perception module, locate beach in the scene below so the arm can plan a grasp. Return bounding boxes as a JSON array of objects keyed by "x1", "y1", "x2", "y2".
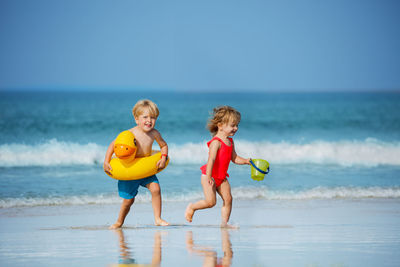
[
  {"x1": 1, "y1": 91, "x2": 400, "y2": 266},
  {"x1": 1, "y1": 198, "x2": 400, "y2": 267}
]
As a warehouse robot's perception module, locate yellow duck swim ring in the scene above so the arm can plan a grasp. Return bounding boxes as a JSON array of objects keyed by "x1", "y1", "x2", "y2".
[{"x1": 105, "y1": 131, "x2": 169, "y2": 180}]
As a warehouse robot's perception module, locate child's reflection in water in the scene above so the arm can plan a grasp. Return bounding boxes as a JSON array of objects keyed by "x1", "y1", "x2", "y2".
[
  {"x1": 112, "y1": 229, "x2": 162, "y2": 267},
  {"x1": 186, "y1": 229, "x2": 233, "y2": 267}
]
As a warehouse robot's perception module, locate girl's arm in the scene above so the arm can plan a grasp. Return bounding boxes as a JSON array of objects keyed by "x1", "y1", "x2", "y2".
[
  {"x1": 205, "y1": 140, "x2": 220, "y2": 185},
  {"x1": 231, "y1": 144, "x2": 250, "y2": 165},
  {"x1": 154, "y1": 130, "x2": 168, "y2": 169},
  {"x1": 103, "y1": 139, "x2": 115, "y2": 173}
]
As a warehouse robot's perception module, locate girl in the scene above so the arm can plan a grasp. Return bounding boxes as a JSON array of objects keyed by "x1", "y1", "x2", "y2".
[{"x1": 185, "y1": 106, "x2": 250, "y2": 227}]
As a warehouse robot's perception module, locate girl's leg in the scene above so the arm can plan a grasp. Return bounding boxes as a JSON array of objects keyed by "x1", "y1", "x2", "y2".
[
  {"x1": 185, "y1": 175, "x2": 217, "y2": 222},
  {"x1": 216, "y1": 179, "x2": 233, "y2": 226},
  {"x1": 146, "y1": 182, "x2": 169, "y2": 226},
  {"x1": 221, "y1": 229, "x2": 233, "y2": 265},
  {"x1": 109, "y1": 198, "x2": 135, "y2": 229}
]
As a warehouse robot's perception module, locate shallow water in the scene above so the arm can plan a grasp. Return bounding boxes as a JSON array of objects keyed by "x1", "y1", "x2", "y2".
[
  {"x1": 1, "y1": 92, "x2": 400, "y2": 209},
  {"x1": 1, "y1": 199, "x2": 399, "y2": 267}
]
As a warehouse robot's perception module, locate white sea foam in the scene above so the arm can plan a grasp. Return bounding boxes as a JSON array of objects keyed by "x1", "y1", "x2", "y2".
[
  {"x1": 0, "y1": 139, "x2": 105, "y2": 167},
  {"x1": 1, "y1": 186, "x2": 399, "y2": 208},
  {"x1": 171, "y1": 138, "x2": 400, "y2": 166},
  {"x1": 0, "y1": 194, "x2": 120, "y2": 208},
  {"x1": 1, "y1": 138, "x2": 400, "y2": 167},
  {"x1": 231, "y1": 186, "x2": 400, "y2": 200}
]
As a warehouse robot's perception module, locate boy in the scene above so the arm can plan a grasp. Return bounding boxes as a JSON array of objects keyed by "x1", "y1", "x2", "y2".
[{"x1": 104, "y1": 99, "x2": 169, "y2": 229}]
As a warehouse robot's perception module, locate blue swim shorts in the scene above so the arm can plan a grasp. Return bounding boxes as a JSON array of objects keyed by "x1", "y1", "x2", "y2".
[{"x1": 118, "y1": 174, "x2": 159, "y2": 199}]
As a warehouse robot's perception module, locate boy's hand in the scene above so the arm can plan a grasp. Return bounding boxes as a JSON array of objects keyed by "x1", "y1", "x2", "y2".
[
  {"x1": 246, "y1": 158, "x2": 251, "y2": 165},
  {"x1": 103, "y1": 162, "x2": 112, "y2": 175},
  {"x1": 156, "y1": 158, "x2": 166, "y2": 170}
]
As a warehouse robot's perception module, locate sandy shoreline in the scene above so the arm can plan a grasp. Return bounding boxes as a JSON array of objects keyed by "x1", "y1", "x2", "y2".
[{"x1": 1, "y1": 199, "x2": 400, "y2": 266}]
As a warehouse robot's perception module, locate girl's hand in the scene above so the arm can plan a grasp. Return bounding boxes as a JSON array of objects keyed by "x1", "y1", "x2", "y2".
[
  {"x1": 103, "y1": 162, "x2": 112, "y2": 174},
  {"x1": 207, "y1": 177, "x2": 214, "y2": 186}
]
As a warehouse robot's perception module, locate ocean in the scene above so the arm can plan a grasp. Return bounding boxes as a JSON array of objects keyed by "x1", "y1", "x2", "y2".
[{"x1": 1, "y1": 91, "x2": 400, "y2": 209}]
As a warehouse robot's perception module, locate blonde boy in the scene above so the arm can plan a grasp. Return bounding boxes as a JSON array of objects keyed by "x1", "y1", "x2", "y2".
[{"x1": 104, "y1": 99, "x2": 169, "y2": 228}]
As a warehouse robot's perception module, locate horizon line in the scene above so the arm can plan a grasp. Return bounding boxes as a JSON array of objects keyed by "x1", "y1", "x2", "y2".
[{"x1": 1, "y1": 87, "x2": 400, "y2": 94}]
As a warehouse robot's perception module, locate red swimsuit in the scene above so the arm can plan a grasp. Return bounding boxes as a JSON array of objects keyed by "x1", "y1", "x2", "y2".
[{"x1": 200, "y1": 136, "x2": 233, "y2": 187}]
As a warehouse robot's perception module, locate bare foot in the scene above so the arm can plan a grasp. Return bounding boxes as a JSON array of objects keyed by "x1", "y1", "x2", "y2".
[
  {"x1": 109, "y1": 222, "x2": 123, "y2": 229},
  {"x1": 185, "y1": 203, "x2": 194, "y2": 223},
  {"x1": 155, "y1": 218, "x2": 169, "y2": 226},
  {"x1": 220, "y1": 223, "x2": 239, "y2": 229}
]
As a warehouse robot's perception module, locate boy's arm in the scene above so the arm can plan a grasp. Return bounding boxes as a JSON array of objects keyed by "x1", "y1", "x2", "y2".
[
  {"x1": 154, "y1": 130, "x2": 168, "y2": 169},
  {"x1": 231, "y1": 144, "x2": 250, "y2": 165},
  {"x1": 103, "y1": 140, "x2": 115, "y2": 173}
]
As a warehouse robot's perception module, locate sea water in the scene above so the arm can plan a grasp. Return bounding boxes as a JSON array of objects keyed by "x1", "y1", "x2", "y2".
[{"x1": 0, "y1": 91, "x2": 400, "y2": 208}]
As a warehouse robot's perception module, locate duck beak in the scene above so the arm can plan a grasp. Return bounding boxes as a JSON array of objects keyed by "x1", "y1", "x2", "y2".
[{"x1": 114, "y1": 144, "x2": 136, "y2": 159}]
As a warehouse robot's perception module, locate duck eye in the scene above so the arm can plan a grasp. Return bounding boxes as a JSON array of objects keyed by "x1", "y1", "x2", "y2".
[{"x1": 133, "y1": 139, "x2": 137, "y2": 145}]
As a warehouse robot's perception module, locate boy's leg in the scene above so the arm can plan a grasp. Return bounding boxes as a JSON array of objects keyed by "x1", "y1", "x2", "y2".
[
  {"x1": 185, "y1": 175, "x2": 217, "y2": 222},
  {"x1": 110, "y1": 180, "x2": 140, "y2": 229},
  {"x1": 151, "y1": 231, "x2": 162, "y2": 265},
  {"x1": 216, "y1": 179, "x2": 233, "y2": 226},
  {"x1": 110, "y1": 198, "x2": 135, "y2": 229},
  {"x1": 146, "y1": 182, "x2": 169, "y2": 226}
]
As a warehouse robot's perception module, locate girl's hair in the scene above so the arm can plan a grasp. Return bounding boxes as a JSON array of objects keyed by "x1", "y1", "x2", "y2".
[
  {"x1": 207, "y1": 106, "x2": 241, "y2": 135},
  {"x1": 132, "y1": 99, "x2": 159, "y2": 118}
]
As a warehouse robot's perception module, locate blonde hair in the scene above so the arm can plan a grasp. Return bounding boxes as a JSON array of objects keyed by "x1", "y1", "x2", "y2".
[
  {"x1": 207, "y1": 106, "x2": 241, "y2": 136},
  {"x1": 132, "y1": 99, "x2": 159, "y2": 118}
]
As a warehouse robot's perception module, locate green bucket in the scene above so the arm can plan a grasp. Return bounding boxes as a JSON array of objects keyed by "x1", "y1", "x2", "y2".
[{"x1": 250, "y1": 159, "x2": 270, "y2": 181}]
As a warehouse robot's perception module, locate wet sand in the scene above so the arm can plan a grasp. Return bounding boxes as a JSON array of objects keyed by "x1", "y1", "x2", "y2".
[{"x1": 1, "y1": 199, "x2": 400, "y2": 266}]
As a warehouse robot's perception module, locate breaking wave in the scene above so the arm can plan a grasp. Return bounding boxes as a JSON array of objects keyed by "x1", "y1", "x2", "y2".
[
  {"x1": 1, "y1": 186, "x2": 399, "y2": 208},
  {"x1": 0, "y1": 138, "x2": 400, "y2": 167}
]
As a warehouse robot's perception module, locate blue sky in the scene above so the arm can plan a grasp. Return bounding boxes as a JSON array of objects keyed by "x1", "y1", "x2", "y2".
[{"x1": 1, "y1": 0, "x2": 399, "y2": 92}]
